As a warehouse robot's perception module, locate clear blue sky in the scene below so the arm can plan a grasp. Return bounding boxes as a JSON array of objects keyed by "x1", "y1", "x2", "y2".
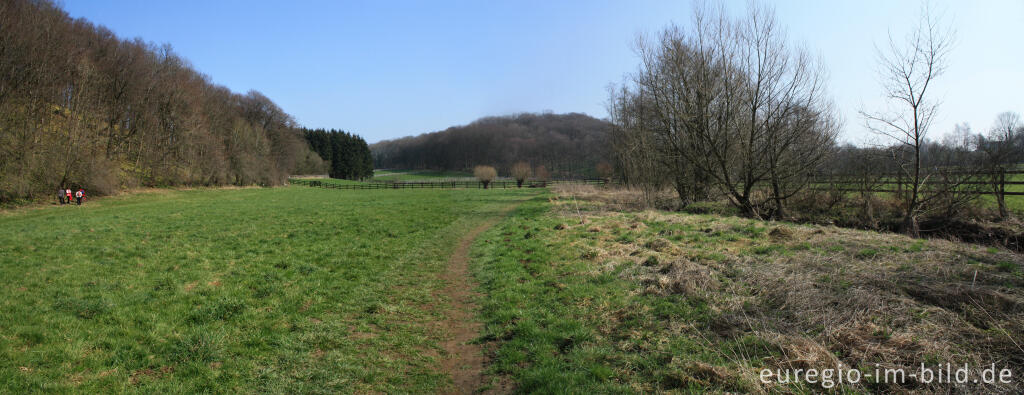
[{"x1": 63, "y1": 0, "x2": 1023, "y2": 144}]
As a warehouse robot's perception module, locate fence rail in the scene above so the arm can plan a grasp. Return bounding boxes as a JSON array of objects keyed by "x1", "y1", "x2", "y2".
[
  {"x1": 288, "y1": 178, "x2": 608, "y2": 190},
  {"x1": 809, "y1": 168, "x2": 1023, "y2": 197}
]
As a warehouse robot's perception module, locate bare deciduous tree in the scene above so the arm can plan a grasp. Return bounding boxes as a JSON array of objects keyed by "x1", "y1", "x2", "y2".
[
  {"x1": 861, "y1": 5, "x2": 954, "y2": 235},
  {"x1": 609, "y1": 3, "x2": 837, "y2": 217}
]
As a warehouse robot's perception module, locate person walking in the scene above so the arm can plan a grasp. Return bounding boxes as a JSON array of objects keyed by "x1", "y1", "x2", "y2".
[
  {"x1": 58, "y1": 187, "x2": 65, "y2": 205},
  {"x1": 75, "y1": 189, "x2": 84, "y2": 205},
  {"x1": 65, "y1": 188, "x2": 72, "y2": 204}
]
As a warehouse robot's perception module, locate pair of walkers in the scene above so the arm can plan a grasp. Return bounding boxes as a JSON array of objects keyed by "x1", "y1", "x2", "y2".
[{"x1": 57, "y1": 187, "x2": 85, "y2": 205}]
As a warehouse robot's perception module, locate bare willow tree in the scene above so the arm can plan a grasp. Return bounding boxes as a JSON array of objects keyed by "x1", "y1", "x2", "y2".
[
  {"x1": 609, "y1": 3, "x2": 837, "y2": 218},
  {"x1": 735, "y1": 5, "x2": 839, "y2": 218},
  {"x1": 510, "y1": 161, "x2": 531, "y2": 188},
  {"x1": 861, "y1": 5, "x2": 954, "y2": 235},
  {"x1": 474, "y1": 165, "x2": 496, "y2": 189}
]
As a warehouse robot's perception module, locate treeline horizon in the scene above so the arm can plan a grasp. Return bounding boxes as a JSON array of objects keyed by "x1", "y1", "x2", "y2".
[
  {"x1": 370, "y1": 112, "x2": 611, "y2": 179},
  {"x1": 0, "y1": 0, "x2": 341, "y2": 202}
]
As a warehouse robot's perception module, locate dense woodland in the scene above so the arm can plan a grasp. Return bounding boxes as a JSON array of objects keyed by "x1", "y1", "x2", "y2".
[
  {"x1": 0, "y1": 0, "x2": 328, "y2": 203},
  {"x1": 371, "y1": 113, "x2": 611, "y2": 178},
  {"x1": 303, "y1": 129, "x2": 373, "y2": 180}
]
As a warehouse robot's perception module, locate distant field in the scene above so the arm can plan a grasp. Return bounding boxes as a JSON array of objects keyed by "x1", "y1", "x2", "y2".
[
  {"x1": 298, "y1": 177, "x2": 366, "y2": 186},
  {"x1": 979, "y1": 173, "x2": 1024, "y2": 213},
  {"x1": 0, "y1": 187, "x2": 536, "y2": 393},
  {"x1": 373, "y1": 169, "x2": 474, "y2": 182}
]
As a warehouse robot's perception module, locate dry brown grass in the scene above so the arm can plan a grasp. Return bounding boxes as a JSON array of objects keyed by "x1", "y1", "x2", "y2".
[
  {"x1": 548, "y1": 186, "x2": 1024, "y2": 393},
  {"x1": 550, "y1": 184, "x2": 681, "y2": 212}
]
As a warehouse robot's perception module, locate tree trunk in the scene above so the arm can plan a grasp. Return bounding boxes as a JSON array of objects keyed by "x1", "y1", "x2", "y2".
[
  {"x1": 770, "y1": 171, "x2": 785, "y2": 219},
  {"x1": 900, "y1": 213, "x2": 920, "y2": 237},
  {"x1": 996, "y1": 168, "x2": 1007, "y2": 219},
  {"x1": 734, "y1": 193, "x2": 759, "y2": 219},
  {"x1": 673, "y1": 172, "x2": 690, "y2": 208}
]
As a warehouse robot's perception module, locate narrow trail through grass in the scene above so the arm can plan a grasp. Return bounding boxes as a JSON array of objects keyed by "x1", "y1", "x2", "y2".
[{"x1": 436, "y1": 205, "x2": 517, "y2": 394}]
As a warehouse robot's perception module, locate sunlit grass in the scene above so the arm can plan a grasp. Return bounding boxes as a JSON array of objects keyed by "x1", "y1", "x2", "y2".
[{"x1": 0, "y1": 186, "x2": 536, "y2": 393}]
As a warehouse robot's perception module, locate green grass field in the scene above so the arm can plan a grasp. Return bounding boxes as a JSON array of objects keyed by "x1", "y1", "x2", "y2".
[
  {"x1": 2, "y1": 185, "x2": 1021, "y2": 393},
  {"x1": 0, "y1": 187, "x2": 536, "y2": 393}
]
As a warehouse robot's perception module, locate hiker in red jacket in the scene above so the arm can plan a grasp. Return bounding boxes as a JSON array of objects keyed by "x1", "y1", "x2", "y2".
[{"x1": 65, "y1": 189, "x2": 72, "y2": 204}]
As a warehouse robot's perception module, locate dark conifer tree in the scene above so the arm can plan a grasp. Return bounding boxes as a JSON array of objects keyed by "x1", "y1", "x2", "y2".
[{"x1": 302, "y1": 128, "x2": 373, "y2": 180}]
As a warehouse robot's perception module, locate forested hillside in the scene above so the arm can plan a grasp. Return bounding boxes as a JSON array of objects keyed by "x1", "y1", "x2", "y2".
[
  {"x1": 303, "y1": 129, "x2": 373, "y2": 180},
  {"x1": 0, "y1": 0, "x2": 326, "y2": 203},
  {"x1": 371, "y1": 113, "x2": 611, "y2": 178}
]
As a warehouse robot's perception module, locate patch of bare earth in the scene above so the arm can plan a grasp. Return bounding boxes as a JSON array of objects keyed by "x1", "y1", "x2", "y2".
[{"x1": 436, "y1": 207, "x2": 518, "y2": 394}]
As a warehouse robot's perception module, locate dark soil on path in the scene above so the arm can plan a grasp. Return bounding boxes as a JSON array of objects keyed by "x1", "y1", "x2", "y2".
[{"x1": 436, "y1": 207, "x2": 518, "y2": 394}]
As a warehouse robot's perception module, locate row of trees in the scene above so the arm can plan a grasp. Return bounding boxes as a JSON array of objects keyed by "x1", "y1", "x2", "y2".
[
  {"x1": 303, "y1": 129, "x2": 373, "y2": 180},
  {"x1": 608, "y1": 4, "x2": 839, "y2": 219},
  {"x1": 0, "y1": 0, "x2": 327, "y2": 202},
  {"x1": 471, "y1": 162, "x2": 553, "y2": 189},
  {"x1": 609, "y1": 3, "x2": 1022, "y2": 233},
  {"x1": 371, "y1": 112, "x2": 610, "y2": 179}
]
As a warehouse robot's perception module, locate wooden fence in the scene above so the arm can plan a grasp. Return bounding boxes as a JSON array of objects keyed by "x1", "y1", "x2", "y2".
[
  {"x1": 289, "y1": 178, "x2": 608, "y2": 190},
  {"x1": 809, "y1": 169, "x2": 1024, "y2": 196}
]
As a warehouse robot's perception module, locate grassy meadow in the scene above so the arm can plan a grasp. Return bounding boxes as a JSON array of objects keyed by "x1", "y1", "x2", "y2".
[
  {"x1": 2, "y1": 183, "x2": 1022, "y2": 393},
  {"x1": 0, "y1": 186, "x2": 536, "y2": 393},
  {"x1": 470, "y1": 186, "x2": 1023, "y2": 393}
]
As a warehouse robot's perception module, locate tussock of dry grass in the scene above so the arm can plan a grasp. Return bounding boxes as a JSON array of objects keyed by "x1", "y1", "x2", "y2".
[{"x1": 549, "y1": 186, "x2": 1024, "y2": 393}]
